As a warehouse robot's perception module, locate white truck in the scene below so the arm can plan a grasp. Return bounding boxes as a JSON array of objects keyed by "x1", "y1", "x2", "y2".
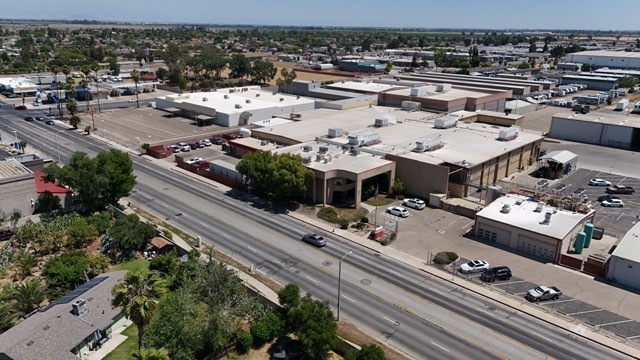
[
  {"x1": 616, "y1": 98, "x2": 629, "y2": 111},
  {"x1": 526, "y1": 285, "x2": 562, "y2": 302}
]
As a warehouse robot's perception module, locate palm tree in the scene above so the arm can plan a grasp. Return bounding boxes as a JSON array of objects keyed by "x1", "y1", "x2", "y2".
[
  {"x1": 131, "y1": 69, "x2": 140, "y2": 108},
  {"x1": 0, "y1": 302, "x2": 19, "y2": 333},
  {"x1": 13, "y1": 250, "x2": 38, "y2": 280},
  {"x1": 112, "y1": 272, "x2": 167, "y2": 350},
  {"x1": 132, "y1": 347, "x2": 170, "y2": 360},
  {"x1": 91, "y1": 63, "x2": 102, "y2": 113},
  {"x1": 12, "y1": 278, "x2": 47, "y2": 314}
]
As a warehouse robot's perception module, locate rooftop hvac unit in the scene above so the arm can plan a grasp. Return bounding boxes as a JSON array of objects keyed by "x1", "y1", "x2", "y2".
[
  {"x1": 235, "y1": 104, "x2": 242, "y2": 109},
  {"x1": 540, "y1": 212, "x2": 552, "y2": 225},
  {"x1": 302, "y1": 145, "x2": 313, "y2": 152},
  {"x1": 410, "y1": 86, "x2": 429, "y2": 97},
  {"x1": 256, "y1": 93, "x2": 260, "y2": 97},
  {"x1": 328, "y1": 128, "x2": 343, "y2": 138},
  {"x1": 229, "y1": 89, "x2": 236, "y2": 93},
  {"x1": 72, "y1": 299, "x2": 88, "y2": 316},
  {"x1": 350, "y1": 148, "x2": 360, "y2": 156},
  {"x1": 297, "y1": 95, "x2": 300, "y2": 99},
  {"x1": 436, "y1": 83, "x2": 452, "y2": 92},
  {"x1": 280, "y1": 98, "x2": 284, "y2": 102},
  {"x1": 348, "y1": 132, "x2": 379, "y2": 146},
  {"x1": 246, "y1": 99, "x2": 251, "y2": 103},
  {"x1": 324, "y1": 155, "x2": 332, "y2": 164},
  {"x1": 374, "y1": 118, "x2": 389, "y2": 127},
  {"x1": 260, "y1": 139, "x2": 269, "y2": 146},
  {"x1": 434, "y1": 115, "x2": 458, "y2": 129},
  {"x1": 414, "y1": 135, "x2": 444, "y2": 152},
  {"x1": 302, "y1": 156, "x2": 312, "y2": 164},
  {"x1": 401, "y1": 101, "x2": 421, "y2": 111},
  {"x1": 316, "y1": 154, "x2": 324, "y2": 162},
  {"x1": 224, "y1": 95, "x2": 229, "y2": 99},
  {"x1": 318, "y1": 146, "x2": 329, "y2": 154},
  {"x1": 500, "y1": 204, "x2": 511, "y2": 214},
  {"x1": 202, "y1": 97, "x2": 208, "y2": 102},
  {"x1": 498, "y1": 125, "x2": 520, "y2": 141}
]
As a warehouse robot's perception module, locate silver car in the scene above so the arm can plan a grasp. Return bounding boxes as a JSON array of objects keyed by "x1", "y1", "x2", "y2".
[{"x1": 302, "y1": 233, "x2": 327, "y2": 247}]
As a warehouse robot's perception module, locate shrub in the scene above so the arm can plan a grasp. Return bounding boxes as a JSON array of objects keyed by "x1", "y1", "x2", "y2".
[
  {"x1": 360, "y1": 216, "x2": 369, "y2": 223},
  {"x1": 250, "y1": 312, "x2": 282, "y2": 346},
  {"x1": 236, "y1": 331, "x2": 253, "y2": 354},
  {"x1": 338, "y1": 219, "x2": 349, "y2": 229},
  {"x1": 317, "y1": 207, "x2": 339, "y2": 223},
  {"x1": 433, "y1": 251, "x2": 459, "y2": 264}
]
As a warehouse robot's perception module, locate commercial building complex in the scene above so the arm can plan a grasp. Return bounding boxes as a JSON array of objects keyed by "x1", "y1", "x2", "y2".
[{"x1": 565, "y1": 50, "x2": 640, "y2": 70}]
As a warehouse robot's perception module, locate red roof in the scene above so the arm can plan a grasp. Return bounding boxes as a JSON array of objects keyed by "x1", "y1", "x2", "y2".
[{"x1": 34, "y1": 172, "x2": 71, "y2": 194}]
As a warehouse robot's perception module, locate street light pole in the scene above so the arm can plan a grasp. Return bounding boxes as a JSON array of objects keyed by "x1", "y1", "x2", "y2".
[{"x1": 337, "y1": 250, "x2": 352, "y2": 321}]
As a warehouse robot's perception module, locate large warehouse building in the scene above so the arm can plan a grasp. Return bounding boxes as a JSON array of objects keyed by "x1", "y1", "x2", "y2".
[
  {"x1": 251, "y1": 106, "x2": 544, "y2": 204},
  {"x1": 548, "y1": 113, "x2": 640, "y2": 149},
  {"x1": 474, "y1": 194, "x2": 595, "y2": 262},
  {"x1": 565, "y1": 50, "x2": 640, "y2": 70},
  {"x1": 607, "y1": 222, "x2": 640, "y2": 290}
]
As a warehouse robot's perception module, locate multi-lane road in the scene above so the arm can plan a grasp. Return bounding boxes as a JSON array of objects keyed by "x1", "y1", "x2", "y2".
[{"x1": 0, "y1": 103, "x2": 632, "y2": 360}]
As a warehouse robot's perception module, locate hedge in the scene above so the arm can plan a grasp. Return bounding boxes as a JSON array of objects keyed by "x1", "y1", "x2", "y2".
[{"x1": 433, "y1": 251, "x2": 459, "y2": 265}]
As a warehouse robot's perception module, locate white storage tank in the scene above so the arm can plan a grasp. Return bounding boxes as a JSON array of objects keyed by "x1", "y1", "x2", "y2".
[{"x1": 239, "y1": 128, "x2": 252, "y2": 138}]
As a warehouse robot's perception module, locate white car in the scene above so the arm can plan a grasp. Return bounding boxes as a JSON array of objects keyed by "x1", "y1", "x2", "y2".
[
  {"x1": 199, "y1": 139, "x2": 212, "y2": 147},
  {"x1": 589, "y1": 178, "x2": 611, "y2": 186},
  {"x1": 403, "y1": 198, "x2": 426, "y2": 210},
  {"x1": 177, "y1": 142, "x2": 191, "y2": 152},
  {"x1": 168, "y1": 145, "x2": 181, "y2": 153},
  {"x1": 186, "y1": 157, "x2": 203, "y2": 165},
  {"x1": 458, "y1": 259, "x2": 490, "y2": 274},
  {"x1": 386, "y1": 206, "x2": 409, "y2": 218},
  {"x1": 601, "y1": 199, "x2": 624, "y2": 207},
  {"x1": 128, "y1": 98, "x2": 136, "y2": 103}
]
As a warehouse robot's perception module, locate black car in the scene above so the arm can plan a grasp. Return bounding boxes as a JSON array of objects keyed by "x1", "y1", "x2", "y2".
[
  {"x1": 211, "y1": 138, "x2": 226, "y2": 145},
  {"x1": 598, "y1": 194, "x2": 620, "y2": 203},
  {"x1": 45, "y1": 120, "x2": 54, "y2": 125},
  {"x1": 480, "y1": 266, "x2": 512, "y2": 282},
  {"x1": 35, "y1": 116, "x2": 45, "y2": 121},
  {"x1": 301, "y1": 233, "x2": 327, "y2": 247},
  {"x1": 24, "y1": 116, "x2": 34, "y2": 122},
  {"x1": 189, "y1": 143, "x2": 199, "y2": 150}
]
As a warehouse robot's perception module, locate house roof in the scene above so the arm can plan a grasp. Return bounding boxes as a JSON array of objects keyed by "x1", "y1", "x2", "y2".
[
  {"x1": 0, "y1": 271, "x2": 126, "y2": 360},
  {"x1": 150, "y1": 236, "x2": 173, "y2": 249},
  {"x1": 34, "y1": 172, "x2": 71, "y2": 194}
]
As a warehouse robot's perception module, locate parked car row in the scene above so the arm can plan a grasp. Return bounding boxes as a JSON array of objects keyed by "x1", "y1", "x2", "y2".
[
  {"x1": 168, "y1": 138, "x2": 226, "y2": 153},
  {"x1": 384, "y1": 198, "x2": 427, "y2": 219}
]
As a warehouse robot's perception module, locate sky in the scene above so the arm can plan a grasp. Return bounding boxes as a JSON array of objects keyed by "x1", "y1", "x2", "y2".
[{"x1": 3, "y1": 0, "x2": 640, "y2": 31}]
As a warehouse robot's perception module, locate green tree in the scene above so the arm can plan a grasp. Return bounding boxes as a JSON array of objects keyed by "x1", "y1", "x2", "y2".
[
  {"x1": 278, "y1": 283, "x2": 300, "y2": 311},
  {"x1": 384, "y1": 63, "x2": 392, "y2": 74},
  {"x1": 108, "y1": 214, "x2": 156, "y2": 255},
  {"x1": 236, "y1": 152, "x2": 313, "y2": 201},
  {"x1": 344, "y1": 344, "x2": 386, "y2": 360},
  {"x1": 44, "y1": 251, "x2": 88, "y2": 295},
  {"x1": 13, "y1": 250, "x2": 38, "y2": 280},
  {"x1": 229, "y1": 54, "x2": 252, "y2": 79},
  {"x1": 44, "y1": 150, "x2": 135, "y2": 211},
  {"x1": 618, "y1": 76, "x2": 638, "y2": 90},
  {"x1": 250, "y1": 312, "x2": 282, "y2": 346},
  {"x1": 12, "y1": 277, "x2": 47, "y2": 314},
  {"x1": 112, "y1": 272, "x2": 167, "y2": 350},
  {"x1": 131, "y1": 69, "x2": 141, "y2": 108},
  {"x1": 289, "y1": 294, "x2": 337, "y2": 360},
  {"x1": 149, "y1": 252, "x2": 179, "y2": 276},
  {"x1": 517, "y1": 61, "x2": 531, "y2": 70},
  {"x1": 69, "y1": 115, "x2": 81, "y2": 129},
  {"x1": 10, "y1": 211, "x2": 21, "y2": 227},
  {"x1": 391, "y1": 179, "x2": 405, "y2": 197},
  {"x1": 18, "y1": 140, "x2": 27, "y2": 154},
  {"x1": 0, "y1": 302, "x2": 19, "y2": 333},
  {"x1": 66, "y1": 217, "x2": 98, "y2": 248},
  {"x1": 86, "y1": 253, "x2": 110, "y2": 277},
  {"x1": 35, "y1": 191, "x2": 61, "y2": 213},
  {"x1": 108, "y1": 57, "x2": 120, "y2": 75},
  {"x1": 250, "y1": 59, "x2": 277, "y2": 84},
  {"x1": 132, "y1": 347, "x2": 171, "y2": 360},
  {"x1": 155, "y1": 67, "x2": 168, "y2": 82}
]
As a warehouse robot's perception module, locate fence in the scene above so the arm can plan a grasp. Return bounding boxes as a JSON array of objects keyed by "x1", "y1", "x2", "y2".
[{"x1": 94, "y1": 129, "x2": 140, "y2": 151}]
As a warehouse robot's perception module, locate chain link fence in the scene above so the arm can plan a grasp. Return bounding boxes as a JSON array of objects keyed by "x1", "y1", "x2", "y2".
[{"x1": 94, "y1": 128, "x2": 139, "y2": 151}]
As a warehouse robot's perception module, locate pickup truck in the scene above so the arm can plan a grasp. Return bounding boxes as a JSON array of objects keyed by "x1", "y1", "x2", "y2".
[
  {"x1": 606, "y1": 185, "x2": 635, "y2": 194},
  {"x1": 526, "y1": 285, "x2": 562, "y2": 302}
]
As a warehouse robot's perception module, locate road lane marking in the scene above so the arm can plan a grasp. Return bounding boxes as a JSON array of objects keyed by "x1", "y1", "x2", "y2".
[
  {"x1": 222, "y1": 233, "x2": 230, "y2": 238},
  {"x1": 565, "y1": 309, "x2": 604, "y2": 316},
  {"x1": 305, "y1": 276, "x2": 318, "y2": 284},
  {"x1": 431, "y1": 341, "x2": 449, "y2": 352},
  {"x1": 200, "y1": 222, "x2": 209, "y2": 228},
  {"x1": 247, "y1": 246, "x2": 257, "y2": 252},
  {"x1": 383, "y1": 316, "x2": 399, "y2": 326},
  {"x1": 341, "y1": 295, "x2": 356, "y2": 303},
  {"x1": 161, "y1": 202, "x2": 169, "y2": 207},
  {"x1": 597, "y1": 319, "x2": 633, "y2": 327},
  {"x1": 530, "y1": 331, "x2": 552, "y2": 342}
]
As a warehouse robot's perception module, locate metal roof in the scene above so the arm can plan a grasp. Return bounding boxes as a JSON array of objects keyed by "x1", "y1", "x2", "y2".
[{"x1": 539, "y1": 150, "x2": 577, "y2": 164}]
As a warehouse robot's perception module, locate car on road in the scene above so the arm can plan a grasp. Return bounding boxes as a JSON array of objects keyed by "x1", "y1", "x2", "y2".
[
  {"x1": 386, "y1": 206, "x2": 409, "y2": 218},
  {"x1": 601, "y1": 199, "x2": 624, "y2": 207},
  {"x1": 128, "y1": 98, "x2": 136, "y2": 103},
  {"x1": 24, "y1": 116, "x2": 34, "y2": 122},
  {"x1": 589, "y1": 178, "x2": 611, "y2": 186},
  {"x1": 458, "y1": 259, "x2": 490, "y2": 274},
  {"x1": 480, "y1": 266, "x2": 512, "y2": 282},
  {"x1": 45, "y1": 120, "x2": 54, "y2": 125},
  {"x1": 199, "y1": 139, "x2": 212, "y2": 147},
  {"x1": 211, "y1": 138, "x2": 226, "y2": 145},
  {"x1": 35, "y1": 116, "x2": 45, "y2": 121},
  {"x1": 301, "y1": 233, "x2": 326, "y2": 247},
  {"x1": 597, "y1": 195, "x2": 620, "y2": 203},
  {"x1": 177, "y1": 142, "x2": 191, "y2": 152},
  {"x1": 403, "y1": 198, "x2": 426, "y2": 210},
  {"x1": 186, "y1": 157, "x2": 203, "y2": 165}
]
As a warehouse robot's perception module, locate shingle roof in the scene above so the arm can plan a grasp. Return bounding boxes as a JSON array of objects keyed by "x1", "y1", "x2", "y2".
[{"x1": 0, "y1": 271, "x2": 126, "y2": 360}]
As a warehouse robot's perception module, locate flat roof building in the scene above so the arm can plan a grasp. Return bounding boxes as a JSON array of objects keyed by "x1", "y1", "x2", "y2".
[
  {"x1": 474, "y1": 194, "x2": 595, "y2": 262},
  {"x1": 0, "y1": 158, "x2": 37, "y2": 216},
  {"x1": 607, "y1": 222, "x2": 640, "y2": 290},
  {"x1": 566, "y1": 50, "x2": 640, "y2": 70},
  {"x1": 549, "y1": 112, "x2": 640, "y2": 149},
  {"x1": 155, "y1": 87, "x2": 316, "y2": 127}
]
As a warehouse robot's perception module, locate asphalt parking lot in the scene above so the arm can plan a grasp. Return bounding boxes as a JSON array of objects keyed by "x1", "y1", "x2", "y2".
[
  {"x1": 551, "y1": 168, "x2": 640, "y2": 237},
  {"x1": 448, "y1": 259, "x2": 640, "y2": 343}
]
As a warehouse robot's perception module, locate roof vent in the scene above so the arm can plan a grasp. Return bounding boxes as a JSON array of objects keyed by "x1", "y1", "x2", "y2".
[
  {"x1": 224, "y1": 94, "x2": 229, "y2": 99},
  {"x1": 280, "y1": 98, "x2": 284, "y2": 102},
  {"x1": 500, "y1": 204, "x2": 511, "y2": 214},
  {"x1": 302, "y1": 156, "x2": 312, "y2": 164},
  {"x1": 202, "y1": 97, "x2": 208, "y2": 102},
  {"x1": 256, "y1": 93, "x2": 260, "y2": 97},
  {"x1": 318, "y1": 146, "x2": 329, "y2": 154},
  {"x1": 302, "y1": 145, "x2": 313, "y2": 152},
  {"x1": 498, "y1": 125, "x2": 520, "y2": 141},
  {"x1": 540, "y1": 211, "x2": 552, "y2": 225},
  {"x1": 235, "y1": 104, "x2": 242, "y2": 109},
  {"x1": 246, "y1": 99, "x2": 251, "y2": 103},
  {"x1": 534, "y1": 203, "x2": 543, "y2": 213}
]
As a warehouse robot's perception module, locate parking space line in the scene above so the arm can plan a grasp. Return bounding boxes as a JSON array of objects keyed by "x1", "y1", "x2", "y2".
[
  {"x1": 616, "y1": 212, "x2": 625, "y2": 221},
  {"x1": 565, "y1": 309, "x2": 604, "y2": 316},
  {"x1": 617, "y1": 177, "x2": 627, "y2": 185},
  {"x1": 513, "y1": 292, "x2": 528, "y2": 295},
  {"x1": 597, "y1": 319, "x2": 633, "y2": 327},
  {"x1": 545, "y1": 299, "x2": 577, "y2": 304},
  {"x1": 498, "y1": 280, "x2": 527, "y2": 285},
  {"x1": 627, "y1": 334, "x2": 640, "y2": 340}
]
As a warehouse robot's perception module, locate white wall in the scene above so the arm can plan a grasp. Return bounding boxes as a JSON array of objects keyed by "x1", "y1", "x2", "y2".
[
  {"x1": 549, "y1": 117, "x2": 634, "y2": 148},
  {"x1": 607, "y1": 255, "x2": 640, "y2": 289},
  {"x1": 566, "y1": 54, "x2": 640, "y2": 69}
]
